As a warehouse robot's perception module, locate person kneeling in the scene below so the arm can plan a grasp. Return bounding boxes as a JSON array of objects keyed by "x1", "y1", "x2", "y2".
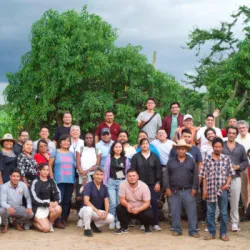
[
  {"x1": 115, "y1": 169, "x2": 154, "y2": 235},
  {"x1": 78, "y1": 167, "x2": 114, "y2": 237},
  {"x1": 0, "y1": 168, "x2": 34, "y2": 232},
  {"x1": 30, "y1": 163, "x2": 62, "y2": 233}
]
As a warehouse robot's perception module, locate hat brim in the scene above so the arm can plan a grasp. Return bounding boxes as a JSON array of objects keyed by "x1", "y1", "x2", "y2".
[
  {"x1": 173, "y1": 144, "x2": 192, "y2": 150},
  {"x1": 0, "y1": 138, "x2": 17, "y2": 144}
]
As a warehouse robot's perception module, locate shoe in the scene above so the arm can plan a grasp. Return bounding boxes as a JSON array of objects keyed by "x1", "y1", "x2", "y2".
[
  {"x1": 172, "y1": 231, "x2": 182, "y2": 236},
  {"x1": 23, "y1": 223, "x2": 31, "y2": 230},
  {"x1": 77, "y1": 219, "x2": 84, "y2": 228},
  {"x1": 204, "y1": 234, "x2": 215, "y2": 240},
  {"x1": 114, "y1": 227, "x2": 129, "y2": 235},
  {"x1": 190, "y1": 233, "x2": 200, "y2": 238},
  {"x1": 144, "y1": 226, "x2": 152, "y2": 234},
  {"x1": 140, "y1": 225, "x2": 145, "y2": 231},
  {"x1": 84, "y1": 229, "x2": 93, "y2": 237},
  {"x1": 61, "y1": 219, "x2": 68, "y2": 227},
  {"x1": 1, "y1": 225, "x2": 8, "y2": 234},
  {"x1": 204, "y1": 228, "x2": 208, "y2": 232},
  {"x1": 115, "y1": 221, "x2": 121, "y2": 229},
  {"x1": 109, "y1": 222, "x2": 115, "y2": 230},
  {"x1": 200, "y1": 220, "x2": 206, "y2": 225},
  {"x1": 153, "y1": 225, "x2": 162, "y2": 231},
  {"x1": 231, "y1": 223, "x2": 238, "y2": 232},
  {"x1": 128, "y1": 219, "x2": 135, "y2": 227},
  {"x1": 50, "y1": 224, "x2": 54, "y2": 232},
  {"x1": 15, "y1": 223, "x2": 24, "y2": 231},
  {"x1": 170, "y1": 227, "x2": 174, "y2": 231},
  {"x1": 196, "y1": 228, "x2": 200, "y2": 231},
  {"x1": 91, "y1": 221, "x2": 101, "y2": 233},
  {"x1": 54, "y1": 222, "x2": 65, "y2": 229}
]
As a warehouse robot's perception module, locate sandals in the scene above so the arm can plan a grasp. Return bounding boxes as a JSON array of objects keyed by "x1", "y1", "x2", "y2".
[
  {"x1": 220, "y1": 235, "x2": 230, "y2": 241},
  {"x1": 204, "y1": 234, "x2": 215, "y2": 240},
  {"x1": 172, "y1": 231, "x2": 182, "y2": 236}
]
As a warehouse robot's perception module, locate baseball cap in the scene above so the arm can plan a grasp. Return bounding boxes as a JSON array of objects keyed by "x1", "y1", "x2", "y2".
[
  {"x1": 184, "y1": 114, "x2": 193, "y2": 121},
  {"x1": 101, "y1": 128, "x2": 111, "y2": 135}
]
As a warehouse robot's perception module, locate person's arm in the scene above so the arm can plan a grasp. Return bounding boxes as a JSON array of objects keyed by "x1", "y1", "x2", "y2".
[
  {"x1": 221, "y1": 176, "x2": 232, "y2": 190},
  {"x1": 23, "y1": 183, "x2": 32, "y2": 209},
  {"x1": 51, "y1": 179, "x2": 61, "y2": 204},
  {"x1": 136, "y1": 113, "x2": 145, "y2": 129},
  {"x1": 192, "y1": 160, "x2": 198, "y2": 191},
  {"x1": 76, "y1": 151, "x2": 84, "y2": 176},
  {"x1": 0, "y1": 172, "x2": 3, "y2": 185},
  {"x1": 103, "y1": 197, "x2": 110, "y2": 219},
  {"x1": 49, "y1": 157, "x2": 55, "y2": 179},
  {"x1": 84, "y1": 195, "x2": 105, "y2": 219},
  {"x1": 154, "y1": 154, "x2": 162, "y2": 192},
  {"x1": 247, "y1": 169, "x2": 250, "y2": 206},
  {"x1": 96, "y1": 152, "x2": 101, "y2": 166},
  {"x1": 132, "y1": 200, "x2": 151, "y2": 214},
  {"x1": 164, "y1": 162, "x2": 172, "y2": 197},
  {"x1": 30, "y1": 179, "x2": 49, "y2": 206},
  {"x1": 0, "y1": 185, "x2": 10, "y2": 209},
  {"x1": 236, "y1": 148, "x2": 249, "y2": 172},
  {"x1": 95, "y1": 135, "x2": 99, "y2": 145},
  {"x1": 203, "y1": 178, "x2": 208, "y2": 200}
]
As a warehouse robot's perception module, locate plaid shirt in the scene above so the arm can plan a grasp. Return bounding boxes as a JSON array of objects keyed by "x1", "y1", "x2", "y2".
[{"x1": 199, "y1": 153, "x2": 234, "y2": 202}]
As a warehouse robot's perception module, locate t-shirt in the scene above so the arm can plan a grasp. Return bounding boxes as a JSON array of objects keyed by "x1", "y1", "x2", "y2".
[
  {"x1": 151, "y1": 139, "x2": 175, "y2": 165},
  {"x1": 170, "y1": 115, "x2": 178, "y2": 140},
  {"x1": 124, "y1": 144, "x2": 136, "y2": 160},
  {"x1": 96, "y1": 140, "x2": 114, "y2": 166},
  {"x1": 95, "y1": 122, "x2": 121, "y2": 141},
  {"x1": 34, "y1": 153, "x2": 49, "y2": 165},
  {"x1": 69, "y1": 139, "x2": 84, "y2": 156},
  {"x1": 52, "y1": 126, "x2": 71, "y2": 142},
  {"x1": 136, "y1": 111, "x2": 162, "y2": 141},
  {"x1": 197, "y1": 126, "x2": 222, "y2": 147},
  {"x1": 50, "y1": 150, "x2": 75, "y2": 184},
  {"x1": 83, "y1": 181, "x2": 109, "y2": 210},
  {"x1": 136, "y1": 144, "x2": 160, "y2": 159}
]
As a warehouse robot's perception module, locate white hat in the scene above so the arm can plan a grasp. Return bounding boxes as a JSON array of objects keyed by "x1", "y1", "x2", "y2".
[{"x1": 184, "y1": 114, "x2": 193, "y2": 120}]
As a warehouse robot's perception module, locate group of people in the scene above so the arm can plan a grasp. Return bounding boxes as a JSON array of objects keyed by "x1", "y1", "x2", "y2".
[{"x1": 0, "y1": 99, "x2": 250, "y2": 242}]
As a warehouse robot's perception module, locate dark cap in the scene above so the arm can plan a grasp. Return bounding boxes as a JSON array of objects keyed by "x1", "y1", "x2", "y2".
[{"x1": 101, "y1": 128, "x2": 111, "y2": 135}]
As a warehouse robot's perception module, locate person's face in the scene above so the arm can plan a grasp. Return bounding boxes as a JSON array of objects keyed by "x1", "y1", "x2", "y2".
[
  {"x1": 93, "y1": 170, "x2": 104, "y2": 183},
  {"x1": 138, "y1": 133, "x2": 147, "y2": 143},
  {"x1": 39, "y1": 128, "x2": 49, "y2": 140},
  {"x1": 23, "y1": 140, "x2": 33, "y2": 154},
  {"x1": 63, "y1": 114, "x2": 72, "y2": 125},
  {"x1": 101, "y1": 133, "x2": 111, "y2": 143},
  {"x1": 238, "y1": 124, "x2": 248, "y2": 137},
  {"x1": 157, "y1": 130, "x2": 167, "y2": 142},
  {"x1": 146, "y1": 100, "x2": 156, "y2": 110},
  {"x1": 39, "y1": 165, "x2": 50, "y2": 178},
  {"x1": 10, "y1": 172, "x2": 21, "y2": 186},
  {"x1": 170, "y1": 104, "x2": 180, "y2": 115},
  {"x1": 213, "y1": 142, "x2": 223, "y2": 155},
  {"x1": 70, "y1": 127, "x2": 80, "y2": 139},
  {"x1": 85, "y1": 134, "x2": 94, "y2": 147},
  {"x1": 228, "y1": 119, "x2": 237, "y2": 127},
  {"x1": 19, "y1": 132, "x2": 29, "y2": 143},
  {"x1": 176, "y1": 147, "x2": 187, "y2": 158},
  {"x1": 113, "y1": 143, "x2": 123, "y2": 155},
  {"x1": 205, "y1": 117, "x2": 214, "y2": 128},
  {"x1": 105, "y1": 112, "x2": 114, "y2": 123},
  {"x1": 127, "y1": 171, "x2": 139, "y2": 184},
  {"x1": 140, "y1": 140, "x2": 149, "y2": 151},
  {"x1": 227, "y1": 128, "x2": 237, "y2": 142},
  {"x1": 181, "y1": 132, "x2": 192, "y2": 145},
  {"x1": 183, "y1": 118, "x2": 193, "y2": 128},
  {"x1": 3, "y1": 140, "x2": 14, "y2": 149},
  {"x1": 117, "y1": 132, "x2": 128, "y2": 145},
  {"x1": 206, "y1": 131, "x2": 216, "y2": 142},
  {"x1": 38, "y1": 142, "x2": 48, "y2": 154},
  {"x1": 60, "y1": 138, "x2": 71, "y2": 149}
]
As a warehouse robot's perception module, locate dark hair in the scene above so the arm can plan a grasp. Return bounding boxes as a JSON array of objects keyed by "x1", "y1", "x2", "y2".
[
  {"x1": 127, "y1": 168, "x2": 138, "y2": 175},
  {"x1": 147, "y1": 97, "x2": 156, "y2": 104},
  {"x1": 63, "y1": 112, "x2": 71, "y2": 117},
  {"x1": 247, "y1": 149, "x2": 250, "y2": 156},
  {"x1": 204, "y1": 128, "x2": 216, "y2": 138},
  {"x1": 57, "y1": 134, "x2": 71, "y2": 149},
  {"x1": 181, "y1": 128, "x2": 192, "y2": 135},
  {"x1": 110, "y1": 141, "x2": 125, "y2": 157},
  {"x1": 105, "y1": 111, "x2": 114, "y2": 115},
  {"x1": 212, "y1": 137, "x2": 224, "y2": 147},
  {"x1": 228, "y1": 117, "x2": 237, "y2": 122},
  {"x1": 40, "y1": 125, "x2": 49, "y2": 131},
  {"x1": 157, "y1": 128, "x2": 167, "y2": 133},
  {"x1": 118, "y1": 130, "x2": 129, "y2": 138},
  {"x1": 38, "y1": 163, "x2": 49, "y2": 171},
  {"x1": 37, "y1": 139, "x2": 48, "y2": 153},
  {"x1": 206, "y1": 114, "x2": 214, "y2": 119},
  {"x1": 170, "y1": 102, "x2": 180, "y2": 108},
  {"x1": 84, "y1": 132, "x2": 95, "y2": 148},
  {"x1": 138, "y1": 131, "x2": 148, "y2": 138},
  {"x1": 226, "y1": 126, "x2": 238, "y2": 135},
  {"x1": 139, "y1": 138, "x2": 150, "y2": 146},
  {"x1": 11, "y1": 168, "x2": 21, "y2": 176},
  {"x1": 19, "y1": 129, "x2": 29, "y2": 137}
]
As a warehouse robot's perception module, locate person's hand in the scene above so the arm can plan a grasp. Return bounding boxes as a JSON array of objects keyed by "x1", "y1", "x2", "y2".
[
  {"x1": 8, "y1": 207, "x2": 15, "y2": 215},
  {"x1": 221, "y1": 184, "x2": 229, "y2": 191},
  {"x1": 50, "y1": 173, "x2": 54, "y2": 180},
  {"x1": 165, "y1": 188, "x2": 172, "y2": 197},
  {"x1": 154, "y1": 183, "x2": 160, "y2": 192},
  {"x1": 232, "y1": 165, "x2": 240, "y2": 171},
  {"x1": 195, "y1": 125, "x2": 201, "y2": 131},
  {"x1": 213, "y1": 108, "x2": 220, "y2": 118},
  {"x1": 102, "y1": 211, "x2": 108, "y2": 220},
  {"x1": 80, "y1": 170, "x2": 89, "y2": 176},
  {"x1": 191, "y1": 189, "x2": 197, "y2": 197},
  {"x1": 127, "y1": 203, "x2": 134, "y2": 213},
  {"x1": 203, "y1": 191, "x2": 208, "y2": 200},
  {"x1": 43, "y1": 153, "x2": 50, "y2": 160},
  {"x1": 131, "y1": 207, "x2": 141, "y2": 215},
  {"x1": 97, "y1": 210, "x2": 106, "y2": 220},
  {"x1": 175, "y1": 126, "x2": 182, "y2": 134},
  {"x1": 26, "y1": 208, "x2": 33, "y2": 215}
]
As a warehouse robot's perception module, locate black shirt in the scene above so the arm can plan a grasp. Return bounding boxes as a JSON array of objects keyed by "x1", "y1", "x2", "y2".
[
  {"x1": 52, "y1": 126, "x2": 71, "y2": 141},
  {"x1": 13, "y1": 143, "x2": 22, "y2": 157},
  {"x1": 0, "y1": 150, "x2": 17, "y2": 183},
  {"x1": 110, "y1": 156, "x2": 126, "y2": 179}
]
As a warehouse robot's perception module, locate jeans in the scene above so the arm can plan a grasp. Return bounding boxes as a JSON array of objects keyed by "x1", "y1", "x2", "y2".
[
  {"x1": 207, "y1": 190, "x2": 228, "y2": 237},
  {"x1": 148, "y1": 184, "x2": 160, "y2": 225},
  {"x1": 57, "y1": 183, "x2": 74, "y2": 221},
  {"x1": 169, "y1": 189, "x2": 197, "y2": 235},
  {"x1": 108, "y1": 178, "x2": 123, "y2": 221}
]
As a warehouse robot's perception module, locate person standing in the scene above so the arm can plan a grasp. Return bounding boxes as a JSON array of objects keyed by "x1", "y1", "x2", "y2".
[
  {"x1": 163, "y1": 139, "x2": 199, "y2": 238},
  {"x1": 78, "y1": 167, "x2": 114, "y2": 237},
  {"x1": 33, "y1": 140, "x2": 50, "y2": 165},
  {"x1": 95, "y1": 111, "x2": 121, "y2": 144},
  {"x1": 221, "y1": 118, "x2": 237, "y2": 137},
  {"x1": 53, "y1": 112, "x2": 72, "y2": 147},
  {"x1": 69, "y1": 125, "x2": 84, "y2": 156},
  {"x1": 200, "y1": 137, "x2": 234, "y2": 241},
  {"x1": 131, "y1": 138, "x2": 162, "y2": 231},
  {"x1": 117, "y1": 130, "x2": 136, "y2": 160},
  {"x1": 161, "y1": 102, "x2": 184, "y2": 140},
  {"x1": 13, "y1": 130, "x2": 29, "y2": 156},
  {"x1": 136, "y1": 98, "x2": 162, "y2": 142},
  {"x1": 222, "y1": 126, "x2": 248, "y2": 232},
  {"x1": 200, "y1": 128, "x2": 217, "y2": 160}
]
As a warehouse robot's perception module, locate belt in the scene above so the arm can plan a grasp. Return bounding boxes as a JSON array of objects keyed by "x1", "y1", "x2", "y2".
[{"x1": 172, "y1": 187, "x2": 191, "y2": 191}]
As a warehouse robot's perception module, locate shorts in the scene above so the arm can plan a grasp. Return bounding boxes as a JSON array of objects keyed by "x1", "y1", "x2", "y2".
[{"x1": 35, "y1": 207, "x2": 50, "y2": 219}]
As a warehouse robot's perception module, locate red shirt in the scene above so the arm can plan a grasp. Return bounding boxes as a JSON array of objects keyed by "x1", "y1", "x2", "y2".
[
  {"x1": 34, "y1": 153, "x2": 49, "y2": 165},
  {"x1": 95, "y1": 122, "x2": 121, "y2": 141},
  {"x1": 221, "y1": 129, "x2": 227, "y2": 137}
]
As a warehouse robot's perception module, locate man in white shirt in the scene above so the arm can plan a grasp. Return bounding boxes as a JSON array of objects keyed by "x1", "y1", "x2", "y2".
[
  {"x1": 197, "y1": 114, "x2": 222, "y2": 147},
  {"x1": 117, "y1": 130, "x2": 136, "y2": 160}
]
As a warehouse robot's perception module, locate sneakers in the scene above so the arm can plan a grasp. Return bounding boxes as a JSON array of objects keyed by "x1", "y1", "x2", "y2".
[
  {"x1": 84, "y1": 229, "x2": 93, "y2": 237},
  {"x1": 116, "y1": 221, "x2": 121, "y2": 229},
  {"x1": 144, "y1": 226, "x2": 152, "y2": 234},
  {"x1": 231, "y1": 223, "x2": 239, "y2": 232},
  {"x1": 23, "y1": 223, "x2": 31, "y2": 230},
  {"x1": 109, "y1": 222, "x2": 115, "y2": 230},
  {"x1": 91, "y1": 221, "x2": 101, "y2": 233},
  {"x1": 77, "y1": 219, "x2": 84, "y2": 228},
  {"x1": 153, "y1": 225, "x2": 162, "y2": 231},
  {"x1": 50, "y1": 224, "x2": 54, "y2": 232},
  {"x1": 114, "y1": 227, "x2": 129, "y2": 235},
  {"x1": 140, "y1": 225, "x2": 145, "y2": 231}
]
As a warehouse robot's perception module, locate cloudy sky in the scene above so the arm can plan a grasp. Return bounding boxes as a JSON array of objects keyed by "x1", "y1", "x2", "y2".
[{"x1": 0, "y1": 0, "x2": 249, "y2": 98}]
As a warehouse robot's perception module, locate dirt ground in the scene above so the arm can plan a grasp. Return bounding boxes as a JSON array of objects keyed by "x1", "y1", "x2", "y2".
[{"x1": 0, "y1": 213, "x2": 250, "y2": 250}]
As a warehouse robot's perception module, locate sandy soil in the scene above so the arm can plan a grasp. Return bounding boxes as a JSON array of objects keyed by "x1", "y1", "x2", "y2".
[{"x1": 0, "y1": 214, "x2": 250, "y2": 250}]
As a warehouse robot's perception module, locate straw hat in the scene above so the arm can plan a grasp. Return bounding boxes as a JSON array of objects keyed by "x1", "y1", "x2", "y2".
[
  {"x1": 0, "y1": 133, "x2": 17, "y2": 147},
  {"x1": 173, "y1": 139, "x2": 192, "y2": 150}
]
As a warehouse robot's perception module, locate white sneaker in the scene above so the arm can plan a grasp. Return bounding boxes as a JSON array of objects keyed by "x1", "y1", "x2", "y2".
[
  {"x1": 50, "y1": 224, "x2": 54, "y2": 232},
  {"x1": 204, "y1": 228, "x2": 208, "y2": 232},
  {"x1": 153, "y1": 225, "x2": 162, "y2": 231},
  {"x1": 109, "y1": 222, "x2": 115, "y2": 230},
  {"x1": 140, "y1": 225, "x2": 145, "y2": 231},
  {"x1": 0, "y1": 216, "x2": 2, "y2": 225},
  {"x1": 23, "y1": 223, "x2": 31, "y2": 230},
  {"x1": 232, "y1": 223, "x2": 239, "y2": 232},
  {"x1": 77, "y1": 219, "x2": 84, "y2": 228},
  {"x1": 116, "y1": 221, "x2": 121, "y2": 229}
]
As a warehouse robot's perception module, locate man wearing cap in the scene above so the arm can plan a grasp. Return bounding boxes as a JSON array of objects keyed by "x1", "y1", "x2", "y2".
[
  {"x1": 163, "y1": 139, "x2": 199, "y2": 238},
  {"x1": 96, "y1": 128, "x2": 114, "y2": 167},
  {"x1": 95, "y1": 111, "x2": 121, "y2": 144}
]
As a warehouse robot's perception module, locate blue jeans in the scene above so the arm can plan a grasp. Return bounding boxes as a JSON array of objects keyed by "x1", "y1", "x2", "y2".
[
  {"x1": 207, "y1": 190, "x2": 228, "y2": 237},
  {"x1": 108, "y1": 178, "x2": 123, "y2": 221},
  {"x1": 169, "y1": 189, "x2": 197, "y2": 235}
]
